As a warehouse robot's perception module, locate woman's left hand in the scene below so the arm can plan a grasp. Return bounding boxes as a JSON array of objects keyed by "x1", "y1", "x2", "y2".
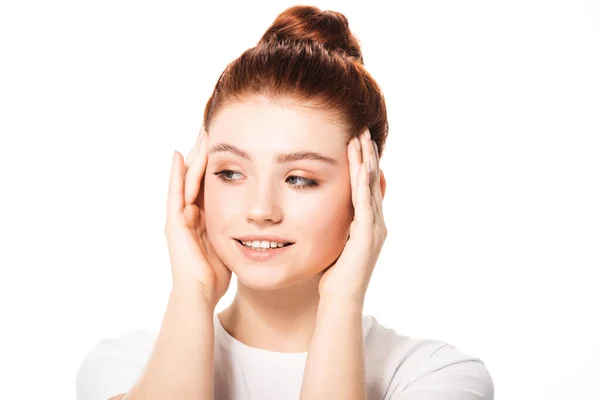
[{"x1": 318, "y1": 129, "x2": 387, "y2": 305}]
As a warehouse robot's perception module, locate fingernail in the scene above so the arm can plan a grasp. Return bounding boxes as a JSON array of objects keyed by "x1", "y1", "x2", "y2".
[
  {"x1": 353, "y1": 137, "x2": 361, "y2": 150},
  {"x1": 172, "y1": 150, "x2": 177, "y2": 162},
  {"x1": 365, "y1": 129, "x2": 371, "y2": 140},
  {"x1": 373, "y1": 141, "x2": 378, "y2": 155}
]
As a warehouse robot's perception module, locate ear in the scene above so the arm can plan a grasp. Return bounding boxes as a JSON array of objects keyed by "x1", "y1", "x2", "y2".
[{"x1": 379, "y1": 168, "x2": 387, "y2": 200}]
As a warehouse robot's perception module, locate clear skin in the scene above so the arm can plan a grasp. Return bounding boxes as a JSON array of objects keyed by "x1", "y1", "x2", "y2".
[
  {"x1": 118, "y1": 95, "x2": 388, "y2": 400},
  {"x1": 173, "y1": 95, "x2": 386, "y2": 353}
]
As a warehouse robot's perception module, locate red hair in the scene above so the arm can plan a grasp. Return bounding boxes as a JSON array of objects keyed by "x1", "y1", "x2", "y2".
[{"x1": 202, "y1": 5, "x2": 388, "y2": 157}]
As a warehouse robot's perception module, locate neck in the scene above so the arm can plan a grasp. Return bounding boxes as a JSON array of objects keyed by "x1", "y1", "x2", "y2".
[{"x1": 217, "y1": 274, "x2": 323, "y2": 353}]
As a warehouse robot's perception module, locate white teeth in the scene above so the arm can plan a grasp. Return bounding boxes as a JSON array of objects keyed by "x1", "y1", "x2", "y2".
[{"x1": 242, "y1": 240, "x2": 287, "y2": 249}]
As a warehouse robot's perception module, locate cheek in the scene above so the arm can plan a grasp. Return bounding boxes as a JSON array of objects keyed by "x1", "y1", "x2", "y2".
[
  {"x1": 203, "y1": 179, "x2": 234, "y2": 235},
  {"x1": 295, "y1": 189, "x2": 354, "y2": 247}
]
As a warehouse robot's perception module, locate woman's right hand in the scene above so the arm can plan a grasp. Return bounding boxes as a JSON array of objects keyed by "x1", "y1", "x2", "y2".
[{"x1": 164, "y1": 127, "x2": 232, "y2": 306}]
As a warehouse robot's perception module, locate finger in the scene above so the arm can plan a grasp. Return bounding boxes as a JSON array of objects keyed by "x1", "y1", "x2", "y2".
[
  {"x1": 184, "y1": 127, "x2": 206, "y2": 173},
  {"x1": 167, "y1": 151, "x2": 184, "y2": 216},
  {"x1": 184, "y1": 131, "x2": 209, "y2": 205},
  {"x1": 359, "y1": 129, "x2": 377, "y2": 196},
  {"x1": 372, "y1": 140, "x2": 380, "y2": 183},
  {"x1": 371, "y1": 140, "x2": 383, "y2": 219},
  {"x1": 370, "y1": 190, "x2": 382, "y2": 224},
  {"x1": 355, "y1": 161, "x2": 374, "y2": 229},
  {"x1": 347, "y1": 134, "x2": 362, "y2": 207},
  {"x1": 359, "y1": 130, "x2": 383, "y2": 221}
]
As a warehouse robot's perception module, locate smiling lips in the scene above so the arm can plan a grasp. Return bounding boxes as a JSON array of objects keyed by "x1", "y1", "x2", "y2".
[{"x1": 234, "y1": 237, "x2": 294, "y2": 262}]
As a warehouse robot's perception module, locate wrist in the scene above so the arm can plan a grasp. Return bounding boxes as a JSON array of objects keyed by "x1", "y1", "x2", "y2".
[
  {"x1": 318, "y1": 294, "x2": 364, "y2": 314},
  {"x1": 171, "y1": 283, "x2": 219, "y2": 310}
]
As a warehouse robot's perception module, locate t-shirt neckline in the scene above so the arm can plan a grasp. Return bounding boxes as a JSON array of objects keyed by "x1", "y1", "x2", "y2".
[{"x1": 213, "y1": 313, "x2": 311, "y2": 358}]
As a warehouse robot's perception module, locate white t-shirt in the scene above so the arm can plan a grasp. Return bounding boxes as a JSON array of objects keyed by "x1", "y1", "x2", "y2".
[{"x1": 76, "y1": 314, "x2": 494, "y2": 400}]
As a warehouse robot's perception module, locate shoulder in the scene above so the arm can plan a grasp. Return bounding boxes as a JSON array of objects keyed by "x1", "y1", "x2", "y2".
[
  {"x1": 362, "y1": 316, "x2": 494, "y2": 399},
  {"x1": 76, "y1": 329, "x2": 156, "y2": 400}
]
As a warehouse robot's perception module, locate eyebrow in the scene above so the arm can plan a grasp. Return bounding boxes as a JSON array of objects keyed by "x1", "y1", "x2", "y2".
[{"x1": 209, "y1": 143, "x2": 338, "y2": 165}]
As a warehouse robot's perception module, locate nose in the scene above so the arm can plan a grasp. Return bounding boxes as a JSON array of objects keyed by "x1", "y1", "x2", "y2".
[{"x1": 245, "y1": 180, "x2": 283, "y2": 225}]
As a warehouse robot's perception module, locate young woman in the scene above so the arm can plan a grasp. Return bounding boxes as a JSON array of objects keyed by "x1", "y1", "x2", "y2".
[{"x1": 77, "y1": 5, "x2": 493, "y2": 400}]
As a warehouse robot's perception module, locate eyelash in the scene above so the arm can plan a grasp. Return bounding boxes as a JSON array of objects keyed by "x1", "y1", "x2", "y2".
[{"x1": 213, "y1": 170, "x2": 319, "y2": 189}]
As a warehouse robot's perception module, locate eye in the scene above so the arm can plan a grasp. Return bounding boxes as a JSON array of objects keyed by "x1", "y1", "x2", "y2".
[
  {"x1": 213, "y1": 169, "x2": 319, "y2": 189},
  {"x1": 213, "y1": 170, "x2": 243, "y2": 184},
  {"x1": 286, "y1": 176, "x2": 318, "y2": 189}
]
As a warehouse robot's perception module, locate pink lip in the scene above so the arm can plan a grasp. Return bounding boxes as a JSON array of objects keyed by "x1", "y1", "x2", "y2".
[{"x1": 234, "y1": 239, "x2": 293, "y2": 262}]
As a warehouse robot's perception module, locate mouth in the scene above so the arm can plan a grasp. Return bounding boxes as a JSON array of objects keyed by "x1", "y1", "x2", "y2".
[
  {"x1": 234, "y1": 239, "x2": 294, "y2": 251},
  {"x1": 233, "y1": 238, "x2": 294, "y2": 261}
]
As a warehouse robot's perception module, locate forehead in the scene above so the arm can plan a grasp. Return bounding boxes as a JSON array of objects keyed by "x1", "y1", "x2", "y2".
[{"x1": 208, "y1": 99, "x2": 347, "y2": 149}]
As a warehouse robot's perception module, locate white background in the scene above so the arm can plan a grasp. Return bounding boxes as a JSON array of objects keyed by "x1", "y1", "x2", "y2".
[{"x1": 1, "y1": 0, "x2": 598, "y2": 399}]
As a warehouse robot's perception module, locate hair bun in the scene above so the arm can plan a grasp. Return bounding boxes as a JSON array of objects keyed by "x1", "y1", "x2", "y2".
[{"x1": 259, "y1": 5, "x2": 363, "y2": 63}]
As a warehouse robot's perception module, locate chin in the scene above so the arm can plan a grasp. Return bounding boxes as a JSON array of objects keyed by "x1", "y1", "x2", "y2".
[{"x1": 231, "y1": 264, "x2": 312, "y2": 291}]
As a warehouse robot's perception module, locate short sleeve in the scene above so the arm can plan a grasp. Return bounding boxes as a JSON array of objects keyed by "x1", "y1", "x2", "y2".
[
  {"x1": 390, "y1": 344, "x2": 494, "y2": 400},
  {"x1": 76, "y1": 330, "x2": 155, "y2": 400}
]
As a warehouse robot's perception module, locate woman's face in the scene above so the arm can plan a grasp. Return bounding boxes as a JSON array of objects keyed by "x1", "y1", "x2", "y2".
[{"x1": 203, "y1": 97, "x2": 354, "y2": 290}]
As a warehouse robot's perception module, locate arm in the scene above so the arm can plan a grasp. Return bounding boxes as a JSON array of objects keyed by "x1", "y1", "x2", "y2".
[
  {"x1": 78, "y1": 134, "x2": 230, "y2": 400},
  {"x1": 122, "y1": 285, "x2": 216, "y2": 400},
  {"x1": 299, "y1": 297, "x2": 367, "y2": 400},
  {"x1": 299, "y1": 130, "x2": 384, "y2": 400},
  {"x1": 122, "y1": 134, "x2": 229, "y2": 399}
]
